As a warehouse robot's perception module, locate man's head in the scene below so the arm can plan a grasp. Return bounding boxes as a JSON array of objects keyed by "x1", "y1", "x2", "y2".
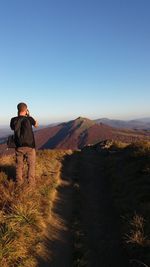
[{"x1": 17, "y1": 102, "x2": 28, "y2": 115}]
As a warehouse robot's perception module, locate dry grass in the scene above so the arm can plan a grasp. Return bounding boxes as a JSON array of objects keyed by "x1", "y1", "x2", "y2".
[
  {"x1": 125, "y1": 214, "x2": 147, "y2": 246},
  {"x1": 111, "y1": 140, "x2": 129, "y2": 149},
  {"x1": 105, "y1": 140, "x2": 150, "y2": 265},
  {"x1": 0, "y1": 149, "x2": 70, "y2": 267}
]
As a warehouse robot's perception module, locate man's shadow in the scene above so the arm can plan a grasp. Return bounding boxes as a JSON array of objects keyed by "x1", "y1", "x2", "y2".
[{"x1": 0, "y1": 163, "x2": 16, "y2": 182}]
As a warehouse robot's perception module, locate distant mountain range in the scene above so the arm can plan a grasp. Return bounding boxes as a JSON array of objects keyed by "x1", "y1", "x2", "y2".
[
  {"x1": 0, "y1": 128, "x2": 11, "y2": 139},
  {"x1": 34, "y1": 117, "x2": 150, "y2": 150},
  {"x1": 95, "y1": 117, "x2": 150, "y2": 130},
  {"x1": 0, "y1": 117, "x2": 150, "y2": 151}
]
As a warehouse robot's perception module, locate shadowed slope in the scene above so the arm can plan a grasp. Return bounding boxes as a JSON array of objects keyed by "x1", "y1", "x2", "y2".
[
  {"x1": 40, "y1": 117, "x2": 96, "y2": 149},
  {"x1": 34, "y1": 117, "x2": 150, "y2": 150}
]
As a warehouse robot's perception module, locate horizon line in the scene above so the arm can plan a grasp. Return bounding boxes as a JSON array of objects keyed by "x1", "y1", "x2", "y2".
[{"x1": 0, "y1": 115, "x2": 150, "y2": 128}]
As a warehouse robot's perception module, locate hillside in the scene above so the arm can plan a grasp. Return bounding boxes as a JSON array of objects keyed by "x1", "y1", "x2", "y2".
[
  {"x1": 0, "y1": 141, "x2": 150, "y2": 266},
  {"x1": 0, "y1": 117, "x2": 150, "y2": 154},
  {"x1": 35, "y1": 117, "x2": 96, "y2": 149},
  {"x1": 34, "y1": 117, "x2": 150, "y2": 150}
]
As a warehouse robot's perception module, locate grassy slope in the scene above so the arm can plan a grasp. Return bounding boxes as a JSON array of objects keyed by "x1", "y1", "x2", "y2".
[
  {"x1": 0, "y1": 142, "x2": 149, "y2": 266},
  {"x1": 0, "y1": 150, "x2": 71, "y2": 267},
  {"x1": 105, "y1": 141, "x2": 150, "y2": 266}
]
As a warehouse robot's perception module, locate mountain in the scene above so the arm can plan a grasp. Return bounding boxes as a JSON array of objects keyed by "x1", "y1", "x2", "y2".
[
  {"x1": 136, "y1": 117, "x2": 150, "y2": 123},
  {"x1": 0, "y1": 127, "x2": 11, "y2": 146},
  {"x1": 34, "y1": 117, "x2": 150, "y2": 150},
  {"x1": 95, "y1": 118, "x2": 150, "y2": 130},
  {"x1": 35, "y1": 117, "x2": 96, "y2": 149},
  {"x1": 0, "y1": 128, "x2": 11, "y2": 138},
  {"x1": 0, "y1": 117, "x2": 149, "y2": 153}
]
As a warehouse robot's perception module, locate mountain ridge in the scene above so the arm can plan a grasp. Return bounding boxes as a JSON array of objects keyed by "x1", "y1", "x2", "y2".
[
  {"x1": 0, "y1": 117, "x2": 150, "y2": 152},
  {"x1": 34, "y1": 117, "x2": 150, "y2": 150},
  {"x1": 95, "y1": 117, "x2": 150, "y2": 130}
]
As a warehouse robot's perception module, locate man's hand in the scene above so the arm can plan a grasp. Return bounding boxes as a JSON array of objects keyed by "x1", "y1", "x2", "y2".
[
  {"x1": 34, "y1": 120, "x2": 38, "y2": 128},
  {"x1": 26, "y1": 109, "x2": 30, "y2": 117}
]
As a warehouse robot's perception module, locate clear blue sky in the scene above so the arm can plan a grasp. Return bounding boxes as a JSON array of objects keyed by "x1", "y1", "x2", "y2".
[{"x1": 0, "y1": 0, "x2": 150, "y2": 125}]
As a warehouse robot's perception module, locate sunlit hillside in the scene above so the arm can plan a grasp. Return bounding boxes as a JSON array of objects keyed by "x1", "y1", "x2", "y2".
[
  {"x1": 0, "y1": 141, "x2": 150, "y2": 267},
  {"x1": 0, "y1": 150, "x2": 71, "y2": 267}
]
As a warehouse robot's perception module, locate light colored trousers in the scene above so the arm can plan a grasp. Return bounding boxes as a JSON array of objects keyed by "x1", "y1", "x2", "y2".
[{"x1": 15, "y1": 147, "x2": 36, "y2": 186}]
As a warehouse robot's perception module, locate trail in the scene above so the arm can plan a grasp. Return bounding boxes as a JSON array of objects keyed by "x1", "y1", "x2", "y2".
[
  {"x1": 77, "y1": 149, "x2": 130, "y2": 267},
  {"x1": 37, "y1": 154, "x2": 75, "y2": 267},
  {"x1": 38, "y1": 149, "x2": 131, "y2": 267}
]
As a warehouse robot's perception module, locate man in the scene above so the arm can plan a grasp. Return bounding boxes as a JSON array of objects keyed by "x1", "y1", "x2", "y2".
[{"x1": 10, "y1": 102, "x2": 38, "y2": 186}]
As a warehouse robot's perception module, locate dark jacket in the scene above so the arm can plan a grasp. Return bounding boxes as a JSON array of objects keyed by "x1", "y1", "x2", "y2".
[{"x1": 10, "y1": 116, "x2": 36, "y2": 148}]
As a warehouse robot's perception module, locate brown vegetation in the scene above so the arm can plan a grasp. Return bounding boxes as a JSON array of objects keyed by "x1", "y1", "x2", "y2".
[
  {"x1": 0, "y1": 150, "x2": 69, "y2": 267},
  {"x1": 102, "y1": 141, "x2": 150, "y2": 266},
  {"x1": 0, "y1": 139, "x2": 149, "y2": 267}
]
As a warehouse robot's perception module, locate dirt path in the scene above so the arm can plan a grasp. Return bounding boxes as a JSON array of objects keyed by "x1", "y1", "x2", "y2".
[
  {"x1": 78, "y1": 149, "x2": 131, "y2": 267},
  {"x1": 38, "y1": 150, "x2": 131, "y2": 267},
  {"x1": 37, "y1": 154, "x2": 76, "y2": 267}
]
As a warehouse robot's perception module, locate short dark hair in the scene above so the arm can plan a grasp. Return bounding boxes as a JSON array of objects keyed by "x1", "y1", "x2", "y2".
[{"x1": 17, "y1": 102, "x2": 27, "y2": 112}]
